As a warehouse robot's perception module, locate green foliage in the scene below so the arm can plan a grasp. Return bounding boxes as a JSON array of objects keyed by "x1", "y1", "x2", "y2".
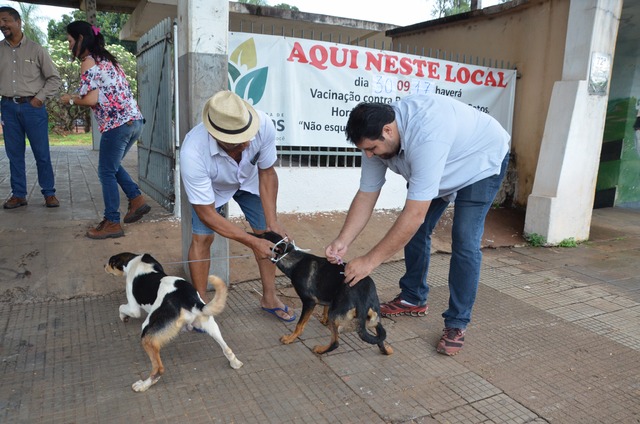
[
  {"x1": 47, "y1": 11, "x2": 136, "y2": 54},
  {"x1": 238, "y1": 0, "x2": 299, "y2": 10},
  {"x1": 46, "y1": 11, "x2": 76, "y2": 43},
  {"x1": 47, "y1": 39, "x2": 85, "y2": 133},
  {"x1": 525, "y1": 233, "x2": 546, "y2": 247},
  {"x1": 17, "y1": 2, "x2": 47, "y2": 45},
  {"x1": 42, "y1": 9, "x2": 137, "y2": 133},
  {"x1": 272, "y1": 3, "x2": 299, "y2": 11},
  {"x1": 557, "y1": 238, "x2": 578, "y2": 248},
  {"x1": 525, "y1": 233, "x2": 579, "y2": 248},
  {"x1": 46, "y1": 39, "x2": 138, "y2": 133},
  {"x1": 1, "y1": 131, "x2": 92, "y2": 146},
  {"x1": 92, "y1": 12, "x2": 137, "y2": 54},
  {"x1": 238, "y1": 0, "x2": 270, "y2": 5},
  {"x1": 431, "y1": 0, "x2": 511, "y2": 18},
  {"x1": 108, "y1": 44, "x2": 138, "y2": 94},
  {"x1": 431, "y1": 0, "x2": 471, "y2": 18},
  {"x1": 49, "y1": 132, "x2": 93, "y2": 146}
]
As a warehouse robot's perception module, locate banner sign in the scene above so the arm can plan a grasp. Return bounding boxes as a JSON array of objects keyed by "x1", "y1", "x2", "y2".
[{"x1": 228, "y1": 32, "x2": 516, "y2": 148}]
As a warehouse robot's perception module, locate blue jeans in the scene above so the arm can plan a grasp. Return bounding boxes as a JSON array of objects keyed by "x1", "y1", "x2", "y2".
[
  {"x1": 1, "y1": 98, "x2": 55, "y2": 198},
  {"x1": 98, "y1": 120, "x2": 144, "y2": 223},
  {"x1": 399, "y1": 153, "x2": 509, "y2": 330},
  {"x1": 191, "y1": 190, "x2": 267, "y2": 235}
]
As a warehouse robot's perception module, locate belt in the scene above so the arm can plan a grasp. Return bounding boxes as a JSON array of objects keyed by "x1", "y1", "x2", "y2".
[{"x1": 2, "y1": 96, "x2": 34, "y2": 104}]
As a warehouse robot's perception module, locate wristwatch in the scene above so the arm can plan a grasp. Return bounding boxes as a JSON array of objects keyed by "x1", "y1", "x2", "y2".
[{"x1": 69, "y1": 97, "x2": 74, "y2": 105}]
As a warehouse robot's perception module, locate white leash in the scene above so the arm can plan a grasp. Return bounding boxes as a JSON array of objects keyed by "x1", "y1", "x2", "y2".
[
  {"x1": 162, "y1": 255, "x2": 252, "y2": 265},
  {"x1": 162, "y1": 236, "x2": 312, "y2": 266}
]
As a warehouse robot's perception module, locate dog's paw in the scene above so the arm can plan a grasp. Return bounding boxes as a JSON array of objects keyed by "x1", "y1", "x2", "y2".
[
  {"x1": 132, "y1": 379, "x2": 150, "y2": 392},
  {"x1": 280, "y1": 334, "x2": 296, "y2": 344},
  {"x1": 131, "y1": 376, "x2": 160, "y2": 392},
  {"x1": 230, "y1": 358, "x2": 243, "y2": 369},
  {"x1": 312, "y1": 344, "x2": 330, "y2": 354},
  {"x1": 120, "y1": 314, "x2": 129, "y2": 323}
]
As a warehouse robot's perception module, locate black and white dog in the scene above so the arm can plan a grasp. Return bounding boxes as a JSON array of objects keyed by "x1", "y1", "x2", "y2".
[
  {"x1": 258, "y1": 232, "x2": 393, "y2": 356},
  {"x1": 105, "y1": 252, "x2": 243, "y2": 392}
]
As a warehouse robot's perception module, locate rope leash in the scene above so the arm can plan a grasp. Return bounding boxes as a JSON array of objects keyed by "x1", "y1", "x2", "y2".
[
  {"x1": 162, "y1": 236, "x2": 312, "y2": 266},
  {"x1": 162, "y1": 255, "x2": 253, "y2": 265}
]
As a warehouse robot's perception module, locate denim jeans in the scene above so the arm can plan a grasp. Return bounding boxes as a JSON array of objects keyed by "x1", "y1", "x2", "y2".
[
  {"x1": 399, "y1": 153, "x2": 509, "y2": 330},
  {"x1": 1, "y1": 98, "x2": 55, "y2": 198},
  {"x1": 98, "y1": 120, "x2": 144, "y2": 222}
]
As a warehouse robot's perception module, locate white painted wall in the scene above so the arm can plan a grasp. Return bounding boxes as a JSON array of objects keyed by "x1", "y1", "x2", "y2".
[{"x1": 227, "y1": 167, "x2": 407, "y2": 216}]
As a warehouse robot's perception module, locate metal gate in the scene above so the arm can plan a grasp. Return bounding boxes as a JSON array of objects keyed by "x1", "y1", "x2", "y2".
[{"x1": 136, "y1": 18, "x2": 175, "y2": 212}]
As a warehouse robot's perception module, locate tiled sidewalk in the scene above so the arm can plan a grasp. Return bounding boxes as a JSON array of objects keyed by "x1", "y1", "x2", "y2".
[{"x1": 1, "y1": 146, "x2": 639, "y2": 423}]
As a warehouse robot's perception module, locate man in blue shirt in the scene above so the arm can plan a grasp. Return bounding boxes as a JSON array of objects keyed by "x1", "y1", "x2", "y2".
[{"x1": 326, "y1": 94, "x2": 510, "y2": 356}]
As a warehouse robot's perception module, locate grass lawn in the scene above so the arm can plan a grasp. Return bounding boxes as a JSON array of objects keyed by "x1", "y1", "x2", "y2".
[{"x1": 0, "y1": 132, "x2": 93, "y2": 146}]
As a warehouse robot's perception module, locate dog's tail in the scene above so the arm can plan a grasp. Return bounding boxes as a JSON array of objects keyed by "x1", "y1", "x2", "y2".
[
  {"x1": 201, "y1": 275, "x2": 228, "y2": 316},
  {"x1": 357, "y1": 309, "x2": 393, "y2": 355}
]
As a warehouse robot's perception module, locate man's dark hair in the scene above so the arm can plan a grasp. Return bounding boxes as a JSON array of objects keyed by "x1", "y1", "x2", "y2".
[
  {"x1": 345, "y1": 102, "x2": 395, "y2": 145},
  {"x1": 0, "y1": 6, "x2": 21, "y2": 21}
]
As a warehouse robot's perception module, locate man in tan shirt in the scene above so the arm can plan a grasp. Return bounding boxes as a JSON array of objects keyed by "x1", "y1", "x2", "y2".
[{"x1": 0, "y1": 6, "x2": 61, "y2": 209}]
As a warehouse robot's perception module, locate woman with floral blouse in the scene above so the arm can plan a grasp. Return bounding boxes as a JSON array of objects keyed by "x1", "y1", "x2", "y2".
[{"x1": 60, "y1": 21, "x2": 150, "y2": 239}]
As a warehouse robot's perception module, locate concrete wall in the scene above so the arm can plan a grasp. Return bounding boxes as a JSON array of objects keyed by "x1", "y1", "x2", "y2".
[
  {"x1": 227, "y1": 167, "x2": 407, "y2": 216},
  {"x1": 388, "y1": 0, "x2": 570, "y2": 206}
]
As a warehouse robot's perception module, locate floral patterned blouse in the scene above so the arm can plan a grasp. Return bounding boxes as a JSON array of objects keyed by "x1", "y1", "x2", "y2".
[{"x1": 78, "y1": 56, "x2": 143, "y2": 133}]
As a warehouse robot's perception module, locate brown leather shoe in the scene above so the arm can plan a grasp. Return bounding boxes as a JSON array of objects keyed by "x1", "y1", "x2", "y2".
[
  {"x1": 86, "y1": 219, "x2": 124, "y2": 239},
  {"x1": 123, "y1": 194, "x2": 151, "y2": 223},
  {"x1": 3, "y1": 196, "x2": 28, "y2": 209},
  {"x1": 44, "y1": 195, "x2": 60, "y2": 208}
]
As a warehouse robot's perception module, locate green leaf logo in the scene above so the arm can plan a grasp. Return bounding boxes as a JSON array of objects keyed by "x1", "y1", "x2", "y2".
[{"x1": 229, "y1": 38, "x2": 268, "y2": 105}]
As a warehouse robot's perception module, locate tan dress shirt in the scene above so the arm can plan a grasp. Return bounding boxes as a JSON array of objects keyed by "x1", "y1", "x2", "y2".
[{"x1": 0, "y1": 36, "x2": 61, "y2": 102}]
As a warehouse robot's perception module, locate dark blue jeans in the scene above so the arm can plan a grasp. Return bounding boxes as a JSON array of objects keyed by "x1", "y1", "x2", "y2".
[
  {"x1": 98, "y1": 120, "x2": 144, "y2": 223},
  {"x1": 399, "y1": 153, "x2": 509, "y2": 330},
  {"x1": 1, "y1": 98, "x2": 55, "y2": 198}
]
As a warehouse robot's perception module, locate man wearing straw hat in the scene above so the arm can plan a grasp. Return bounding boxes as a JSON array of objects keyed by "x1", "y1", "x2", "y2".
[{"x1": 180, "y1": 90, "x2": 295, "y2": 322}]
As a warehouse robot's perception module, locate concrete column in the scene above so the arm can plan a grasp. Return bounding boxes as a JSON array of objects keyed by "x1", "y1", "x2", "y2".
[
  {"x1": 80, "y1": 0, "x2": 101, "y2": 151},
  {"x1": 81, "y1": 0, "x2": 97, "y2": 24},
  {"x1": 524, "y1": 0, "x2": 623, "y2": 244},
  {"x1": 177, "y1": 0, "x2": 230, "y2": 282}
]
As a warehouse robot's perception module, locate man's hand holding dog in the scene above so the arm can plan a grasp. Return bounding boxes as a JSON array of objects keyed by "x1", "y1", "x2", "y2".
[
  {"x1": 252, "y1": 237, "x2": 278, "y2": 260},
  {"x1": 266, "y1": 221, "x2": 289, "y2": 242},
  {"x1": 342, "y1": 255, "x2": 378, "y2": 287},
  {"x1": 326, "y1": 240, "x2": 378, "y2": 286},
  {"x1": 253, "y1": 222, "x2": 290, "y2": 261},
  {"x1": 326, "y1": 240, "x2": 348, "y2": 265}
]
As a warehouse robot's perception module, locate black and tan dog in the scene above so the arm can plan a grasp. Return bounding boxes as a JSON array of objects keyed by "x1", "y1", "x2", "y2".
[
  {"x1": 258, "y1": 232, "x2": 393, "y2": 355},
  {"x1": 105, "y1": 252, "x2": 243, "y2": 392}
]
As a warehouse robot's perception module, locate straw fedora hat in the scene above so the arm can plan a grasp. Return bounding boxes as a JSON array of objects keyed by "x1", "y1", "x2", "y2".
[{"x1": 202, "y1": 91, "x2": 260, "y2": 144}]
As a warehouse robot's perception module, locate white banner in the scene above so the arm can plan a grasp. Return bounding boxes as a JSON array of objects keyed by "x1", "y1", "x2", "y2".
[{"x1": 228, "y1": 33, "x2": 516, "y2": 148}]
